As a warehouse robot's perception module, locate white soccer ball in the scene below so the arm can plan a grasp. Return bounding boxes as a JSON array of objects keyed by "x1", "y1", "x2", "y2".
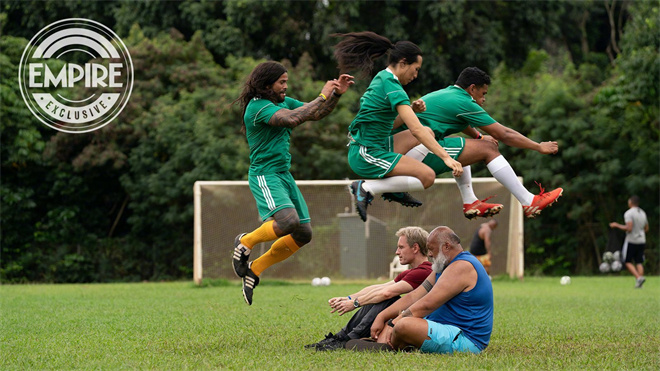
[
  {"x1": 599, "y1": 262, "x2": 611, "y2": 273},
  {"x1": 603, "y1": 251, "x2": 614, "y2": 263},
  {"x1": 560, "y1": 276, "x2": 571, "y2": 285},
  {"x1": 611, "y1": 260, "x2": 622, "y2": 272},
  {"x1": 311, "y1": 277, "x2": 321, "y2": 286},
  {"x1": 320, "y1": 277, "x2": 331, "y2": 286},
  {"x1": 613, "y1": 251, "x2": 621, "y2": 262}
]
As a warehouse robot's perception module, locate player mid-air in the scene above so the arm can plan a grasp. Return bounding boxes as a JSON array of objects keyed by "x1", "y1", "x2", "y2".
[
  {"x1": 232, "y1": 61, "x2": 354, "y2": 305},
  {"x1": 332, "y1": 31, "x2": 463, "y2": 222},
  {"x1": 404, "y1": 67, "x2": 563, "y2": 218}
]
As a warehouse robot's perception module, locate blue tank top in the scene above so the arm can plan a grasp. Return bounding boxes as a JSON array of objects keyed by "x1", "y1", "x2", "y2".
[{"x1": 425, "y1": 251, "x2": 493, "y2": 350}]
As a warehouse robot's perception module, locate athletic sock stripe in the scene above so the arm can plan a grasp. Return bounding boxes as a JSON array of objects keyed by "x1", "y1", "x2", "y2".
[{"x1": 257, "y1": 175, "x2": 276, "y2": 210}]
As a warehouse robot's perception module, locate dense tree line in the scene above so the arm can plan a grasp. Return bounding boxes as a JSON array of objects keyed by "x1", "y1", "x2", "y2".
[{"x1": 1, "y1": 0, "x2": 657, "y2": 282}]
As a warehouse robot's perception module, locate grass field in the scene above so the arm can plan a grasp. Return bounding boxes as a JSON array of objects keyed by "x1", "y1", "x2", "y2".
[{"x1": 2, "y1": 276, "x2": 659, "y2": 370}]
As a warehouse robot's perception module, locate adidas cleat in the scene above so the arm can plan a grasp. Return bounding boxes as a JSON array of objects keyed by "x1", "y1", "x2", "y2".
[
  {"x1": 232, "y1": 233, "x2": 250, "y2": 278},
  {"x1": 242, "y1": 263, "x2": 260, "y2": 305}
]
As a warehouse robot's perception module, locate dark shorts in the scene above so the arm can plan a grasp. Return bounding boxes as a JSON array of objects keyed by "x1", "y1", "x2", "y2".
[{"x1": 624, "y1": 242, "x2": 645, "y2": 264}]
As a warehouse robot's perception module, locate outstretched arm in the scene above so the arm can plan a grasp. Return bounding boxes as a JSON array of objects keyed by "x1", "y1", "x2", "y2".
[
  {"x1": 462, "y1": 127, "x2": 498, "y2": 145},
  {"x1": 328, "y1": 280, "x2": 414, "y2": 315},
  {"x1": 268, "y1": 74, "x2": 354, "y2": 128},
  {"x1": 481, "y1": 122, "x2": 558, "y2": 154}
]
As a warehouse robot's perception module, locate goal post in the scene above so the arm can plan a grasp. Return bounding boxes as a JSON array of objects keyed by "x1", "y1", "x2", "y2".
[{"x1": 193, "y1": 178, "x2": 523, "y2": 284}]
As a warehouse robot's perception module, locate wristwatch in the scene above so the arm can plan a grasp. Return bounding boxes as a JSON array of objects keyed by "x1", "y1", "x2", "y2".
[{"x1": 353, "y1": 298, "x2": 360, "y2": 308}]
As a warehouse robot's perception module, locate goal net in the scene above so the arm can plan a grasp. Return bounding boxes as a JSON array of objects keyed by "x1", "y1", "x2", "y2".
[{"x1": 194, "y1": 178, "x2": 523, "y2": 284}]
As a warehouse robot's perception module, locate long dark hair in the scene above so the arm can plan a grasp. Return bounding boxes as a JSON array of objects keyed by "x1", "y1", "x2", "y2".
[
  {"x1": 331, "y1": 31, "x2": 422, "y2": 77},
  {"x1": 234, "y1": 61, "x2": 287, "y2": 132}
]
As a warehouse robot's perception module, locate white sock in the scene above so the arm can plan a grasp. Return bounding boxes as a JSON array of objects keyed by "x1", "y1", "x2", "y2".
[
  {"x1": 487, "y1": 155, "x2": 534, "y2": 205},
  {"x1": 361, "y1": 176, "x2": 424, "y2": 195},
  {"x1": 405, "y1": 144, "x2": 430, "y2": 162},
  {"x1": 454, "y1": 166, "x2": 478, "y2": 204}
]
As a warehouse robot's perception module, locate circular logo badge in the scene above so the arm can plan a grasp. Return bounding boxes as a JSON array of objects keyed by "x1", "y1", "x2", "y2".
[{"x1": 18, "y1": 18, "x2": 134, "y2": 133}]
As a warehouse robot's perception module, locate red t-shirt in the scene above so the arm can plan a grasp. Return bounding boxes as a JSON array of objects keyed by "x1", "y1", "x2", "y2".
[{"x1": 394, "y1": 261, "x2": 432, "y2": 289}]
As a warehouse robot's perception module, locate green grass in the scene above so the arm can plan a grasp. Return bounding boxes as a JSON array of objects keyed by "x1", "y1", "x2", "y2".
[{"x1": 2, "y1": 276, "x2": 659, "y2": 370}]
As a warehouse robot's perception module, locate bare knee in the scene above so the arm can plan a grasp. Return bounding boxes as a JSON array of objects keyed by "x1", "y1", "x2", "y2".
[
  {"x1": 272, "y1": 208, "x2": 301, "y2": 235},
  {"x1": 419, "y1": 166, "x2": 436, "y2": 188},
  {"x1": 291, "y1": 223, "x2": 312, "y2": 246},
  {"x1": 482, "y1": 140, "x2": 501, "y2": 163},
  {"x1": 391, "y1": 317, "x2": 419, "y2": 346}
]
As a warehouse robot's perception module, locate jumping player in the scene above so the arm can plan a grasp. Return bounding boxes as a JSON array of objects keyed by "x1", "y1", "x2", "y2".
[
  {"x1": 332, "y1": 31, "x2": 462, "y2": 222},
  {"x1": 232, "y1": 61, "x2": 354, "y2": 304},
  {"x1": 405, "y1": 67, "x2": 563, "y2": 218}
]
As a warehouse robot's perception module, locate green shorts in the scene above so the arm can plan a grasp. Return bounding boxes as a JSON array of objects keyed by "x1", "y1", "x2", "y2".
[
  {"x1": 248, "y1": 171, "x2": 310, "y2": 223},
  {"x1": 348, "y1": 140, "x2": 401, "y2": 178},
  {"x1": 421, "y1": 136, "x2": 465, "y2": 175}
]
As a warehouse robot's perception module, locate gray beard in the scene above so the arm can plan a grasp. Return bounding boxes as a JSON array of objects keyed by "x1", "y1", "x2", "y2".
[{"x1": 432, "y1": 253, "x2": 447, "y2": 273}]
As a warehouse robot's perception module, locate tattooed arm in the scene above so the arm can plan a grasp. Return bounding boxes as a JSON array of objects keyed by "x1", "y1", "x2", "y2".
[
  {"x1": 267, "y1": 74, "x2": 354, "y2": 128},
  {"x1": 267, "y1": 93, "x2": 341, "y2": 128}
]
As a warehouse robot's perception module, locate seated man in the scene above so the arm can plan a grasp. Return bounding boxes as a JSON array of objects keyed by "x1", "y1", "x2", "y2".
[
  {"x1": 469, "y1": 219, "x2": 498, "y2": 275},
  {"x1": 358, "y1": 226, "x2": 493, "y2": 354},
  {"x1": 305, "y1": 226, "x2": 433, "y2": 351}
]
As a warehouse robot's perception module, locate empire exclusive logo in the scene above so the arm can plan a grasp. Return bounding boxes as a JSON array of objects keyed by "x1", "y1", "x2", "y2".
[{"x1": 18, "y1": 18, "x2": 133, "y2": 133}]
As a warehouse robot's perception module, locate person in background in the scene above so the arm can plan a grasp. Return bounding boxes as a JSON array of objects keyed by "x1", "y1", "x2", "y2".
[
  {"x1": 469, "y1": 219, "x2": 498, "y2": 275},
  {"x1": 610, "y1": 195, "x2": 649, "y2": 288}
]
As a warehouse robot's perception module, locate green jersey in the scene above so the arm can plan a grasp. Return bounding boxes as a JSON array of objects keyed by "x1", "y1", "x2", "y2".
[
  {"x1": 348, "y1": 68, "x2": 410, "y2": 148},
  {"x1": 416, "y1": 85, "x2": 496, "y2": 139},
  {"x1": 244, "y1": 96, "x2": 304, "y2": 174}
]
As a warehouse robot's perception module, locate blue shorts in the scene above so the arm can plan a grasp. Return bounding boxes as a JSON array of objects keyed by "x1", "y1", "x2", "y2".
[{"x1": 419, "y1": 320, "x2": 481, "y2": 354}]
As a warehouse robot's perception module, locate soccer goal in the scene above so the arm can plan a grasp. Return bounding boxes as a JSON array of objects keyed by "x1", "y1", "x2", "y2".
[{"x1": 193, "y1": 178, "x2": 524, "y2": 284}]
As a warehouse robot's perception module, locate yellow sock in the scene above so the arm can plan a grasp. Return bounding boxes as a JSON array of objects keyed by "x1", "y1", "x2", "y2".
[
  {"x1": 250, "y1": 235, "x2": 300, "y2": 276},
  {"x1": 241, "y1": 220, "x2": 278, "y2": 249}
]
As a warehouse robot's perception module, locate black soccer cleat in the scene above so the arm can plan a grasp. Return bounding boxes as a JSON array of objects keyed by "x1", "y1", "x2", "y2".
[
  {"x1": 381, "y1": 192, "x2": 423, "y2": 208},
  {"x1": 316, "y1": 337, "x2": 348, "y2": 351},
  {"x1": 242, "y1": 263, "x2": 260, "y2": 305},
  {"x1": 350, "y1": 180, "x2": 373, "y2": 222},
  {"x1": 304, "y1": 332, "x2": 337, "y2": 349},
  {"x1": 232, "y1": 233, "x2": 250, "y2": 278}
]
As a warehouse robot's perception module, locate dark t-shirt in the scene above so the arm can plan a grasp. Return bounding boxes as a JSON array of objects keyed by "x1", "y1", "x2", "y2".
[
  {"x1": 470, "y1": 228, "x2": 487, "y2": 256},
  {"x1": 394, "y1": 261, "x2": 432, "y2": 288}
]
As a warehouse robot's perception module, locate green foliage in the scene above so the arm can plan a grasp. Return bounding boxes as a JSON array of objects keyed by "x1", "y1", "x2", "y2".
[
  {"x1": 1, "y1": 1, "x2": 657, "y2": 282},
  {"x1": 484, "y1": 0, "x2": 658, "y2": 274}
]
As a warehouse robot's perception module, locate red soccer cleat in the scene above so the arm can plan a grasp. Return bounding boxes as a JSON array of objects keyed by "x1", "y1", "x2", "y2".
[
  {"x1": 463, "y1": 196, "x2": 504, "y2": 220},
  {"x1": 523, "y1": 183, "x2": 563, "y2": 218}
]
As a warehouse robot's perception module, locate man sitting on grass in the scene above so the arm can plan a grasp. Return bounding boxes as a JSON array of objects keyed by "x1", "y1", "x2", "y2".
[
  {"x1": 348, "y1": 226, "x2": 493, "y2": 354},
  {"x1": 305, "y1": 226, "x2": 433, "y2": 351}
]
